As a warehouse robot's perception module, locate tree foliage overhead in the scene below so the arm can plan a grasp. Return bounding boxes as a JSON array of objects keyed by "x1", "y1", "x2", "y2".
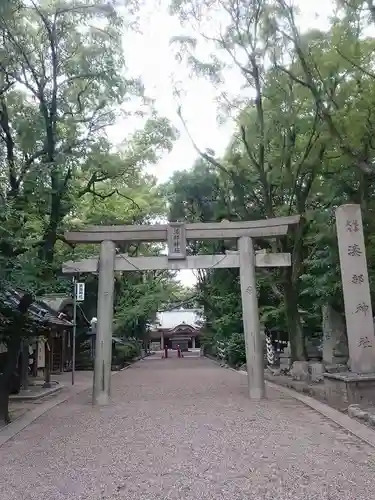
[
  {"x1": 166, "y1": 0, "x2": 375, "y2": 361},
  {"x1": 0, "y1": 0, "x2": 177, "y2": 278},
  {"x1": 3, "y1": 0, "x2": 375, "y2": 387},
  {"x1": 0, "y1": 1, "x2": 179, "y2": 378}
]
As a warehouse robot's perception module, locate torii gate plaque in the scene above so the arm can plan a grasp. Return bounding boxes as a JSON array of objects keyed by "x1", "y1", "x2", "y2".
[{"x1": 63, "y1": 216, "x2": 299, "y2": 406}]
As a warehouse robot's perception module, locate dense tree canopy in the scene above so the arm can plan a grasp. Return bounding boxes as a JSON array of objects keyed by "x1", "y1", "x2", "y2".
[
  {"x1": 3, "y1": 0, "x2": 375, "y2": 412},
  {"x1": 166, "y1": 0, "x2": 375, "y2": 360},
  {"x1": 0, "y1": 0, "x2": 177, "y2": 288},
  {"x1": 0, "y1": 0, "x2": 181, "y2": 423}
]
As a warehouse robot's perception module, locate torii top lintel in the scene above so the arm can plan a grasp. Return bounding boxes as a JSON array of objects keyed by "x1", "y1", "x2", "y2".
[{"x1": 64, "y1": 215, "x2": 300, "y2": 244}]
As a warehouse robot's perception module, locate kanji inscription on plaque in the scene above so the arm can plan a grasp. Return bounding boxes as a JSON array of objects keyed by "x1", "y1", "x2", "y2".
[
  {"x1": 352, "y1": 274, "x2": 364, "y2": 284},
  {"x1": 347, "y1": 243, "x2": 362, "y2": 257},
  {"x1": 167, "y1": 222, "x2": 186, "y2": 260},
  {"x1": 358, "y1": 336, "x2": 372, "y2": 349},
  {"x1": 346, "y1": 219, "x2": 360, "y2": 232},
  {"x1": 354, "y1": 302, "x2": 370, "y2": 315}
]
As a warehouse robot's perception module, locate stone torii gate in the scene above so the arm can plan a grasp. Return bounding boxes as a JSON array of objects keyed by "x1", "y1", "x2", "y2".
[{"x1": 63, "y1": 216, "x2": 300, "y2": 405}]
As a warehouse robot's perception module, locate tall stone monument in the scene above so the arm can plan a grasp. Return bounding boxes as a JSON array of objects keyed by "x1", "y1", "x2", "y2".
[
  {"x1": 324, "y1": 204, "x2": 375, "y2": 408},
  {"x1": 336, "y1": 204, "x2": 375, "y2": 373}
]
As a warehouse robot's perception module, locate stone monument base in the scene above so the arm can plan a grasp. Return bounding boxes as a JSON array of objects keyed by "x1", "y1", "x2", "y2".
[{"x1": 324, "y1": 372, "x2": 375, "y2": 409}]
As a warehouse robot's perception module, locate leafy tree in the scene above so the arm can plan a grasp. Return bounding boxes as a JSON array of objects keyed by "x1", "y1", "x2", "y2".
[
  {"x1": 0, "y1": 0, "x2": 178, "y2": 422},
  {"x1": 0, "y1": 0, "x2": 176, "y2": 271},
  {"x1": 114, "y1": 270, "x2": 184, "y2": 342},
  {"x1": 168, "y1": 0, "x2": 375, "y2": 362},
  {"x1": 169, "y1": 0, "x2": 329, "y2": 359}
]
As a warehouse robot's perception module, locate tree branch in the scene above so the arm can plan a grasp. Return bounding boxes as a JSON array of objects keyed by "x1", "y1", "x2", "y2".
[
  {"x1": 335, "y1": 46, "x2": 375, "y2": 79},
  {"x1": 176, "y1": 105, "x2": 239, "y2": 179}
]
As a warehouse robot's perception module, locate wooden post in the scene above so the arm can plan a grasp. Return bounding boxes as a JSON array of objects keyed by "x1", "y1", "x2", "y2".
[
  {"x1": 239, "y1": 236, "x2": 265, "y2": 399},
  {"x1": 93, "y1": 240, "x2": 116, "y2": 406},
  {"x1": 72, "y1": 277, "x2": 77, "y2": 385},
  {"x1": 43, "y1": 332, "x2": 52, "y2": 388},
  {"x1": 21, "y1": 339, "x2": 29, "y2": 390},
  {"x1": 160, "y1": 332, "x2": 164, "y2": 350},
  {"x1": 61, "y1": 330, "x2": 65, "y2": 373}
]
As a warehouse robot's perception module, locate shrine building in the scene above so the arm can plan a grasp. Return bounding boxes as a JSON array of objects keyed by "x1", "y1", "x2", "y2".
[{"x1": 150, "y1": 309, "x2": 203, "y2": 351}]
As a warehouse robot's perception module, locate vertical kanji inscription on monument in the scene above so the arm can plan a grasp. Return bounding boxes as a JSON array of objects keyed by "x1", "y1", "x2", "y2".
[{"x1": 336, "y1": 204, "x2": 375, "y2": 373}]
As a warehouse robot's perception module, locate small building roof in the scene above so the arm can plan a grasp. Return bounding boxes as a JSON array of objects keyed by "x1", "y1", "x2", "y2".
[
  {"x1": 0, "y1": 288, "x2": 72, "y2": 327},
  {"x1": 38, "y1": 294, "x2": 90, "y2": 327},
  {"x1": 154, "y1": 309, "x2": 203, "y2": 330},
  {"x1": 38, "y1": 294, "x2": 73, "y2": 313}
]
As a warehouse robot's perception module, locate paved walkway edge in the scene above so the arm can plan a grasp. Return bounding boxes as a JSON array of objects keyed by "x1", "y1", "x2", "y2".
[
  {"x1": 10, "y1": 384, "x2": 63, "y2": 401},
  {"x1": 0, "y1": 363, "x2": 136, "y2": 448},
  {"x1": 206, "y1": 357, "x2": 375, "y2": 449},
  {"x1": 265, "y1": 380, "x2": 375, "y2": 449}
]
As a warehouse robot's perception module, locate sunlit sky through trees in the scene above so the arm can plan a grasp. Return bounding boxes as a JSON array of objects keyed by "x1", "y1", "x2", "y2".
[{"x1": 108, "y1": 0, "x2": 334, "y2": 287}]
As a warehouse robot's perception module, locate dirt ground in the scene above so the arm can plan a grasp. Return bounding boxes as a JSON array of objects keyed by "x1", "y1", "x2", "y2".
[{"x1": 1, "y1": 356, "x2": 374, "y2": 500}]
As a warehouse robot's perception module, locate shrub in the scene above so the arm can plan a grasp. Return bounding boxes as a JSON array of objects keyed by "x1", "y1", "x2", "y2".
[
  {"x1": 200, "y1": 329, "x2": 217, "y2": 357},
  {"x1": 226, "y1": 333, "x2": 246, "y2": 367},
  {"x1": 113, "y1": 343, "x2": 138, "y2": 366},
  {"x1": 75, "y1": 341, "x2": 94, "y2": 370}
]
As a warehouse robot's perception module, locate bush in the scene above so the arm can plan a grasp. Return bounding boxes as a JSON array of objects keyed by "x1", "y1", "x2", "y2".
[
  {"x1": 226, "y1": 333, "x2": 246, "y2": 367},
  {"x1": 113, "y1": 343, "x2": 139, "y2": 367},
  {"x1": 200, "y1": 329, "x2": 217, "y2": 357},
  {"x1": 75, "y1": 338, "x2": 95, "y2": 370}
]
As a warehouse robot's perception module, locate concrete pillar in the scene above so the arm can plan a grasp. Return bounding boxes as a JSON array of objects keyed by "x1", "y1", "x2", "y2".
[
  {"x1": 336, "y1": 205, "x2": 375, "y2": 373},
  {"x1": 238, "y1": 236, "x2": 265, "y2": 399},
  {"x1": 93, "y1": 240, "x2": 116, "y2": 406},
  {"x1": 192, "y1": 336, "x2": 196, "y2": 349},
  {"x1": 160, "y1": 332, "x2": 164, "y2": 350}
]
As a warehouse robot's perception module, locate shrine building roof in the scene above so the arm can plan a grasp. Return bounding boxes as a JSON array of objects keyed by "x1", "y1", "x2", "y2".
[{"x1": 153, "y1": 309, "x2": 203, "y2": 330}]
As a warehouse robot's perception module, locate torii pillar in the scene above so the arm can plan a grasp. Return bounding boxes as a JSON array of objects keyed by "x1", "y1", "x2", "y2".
[
  {"x1": 93, "y1": 240, "x2": 116, "y2": 405},
  {"x1": 239, "y1": 236, "x2": 265, "y2": 399}
]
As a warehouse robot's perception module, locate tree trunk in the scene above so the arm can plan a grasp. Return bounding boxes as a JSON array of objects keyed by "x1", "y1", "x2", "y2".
[
  {"x1": 43, "y1": 335, "x2": 52, "y2": 388},
  {"x1": 0, "y1": 337, "x2": 21, "y2": 425},
  {"x1": 39, "y1": 227, "x2": 58, "y2": 265},
  {"x1": 0, "y1": 376, "x2": 11, "y2": 425},
  {"x1": 283, "y1": 271, "x2": 306, "y2": 362},
  {"x1": 38, "y1": 173, "x2": 63, "y2": 265}
]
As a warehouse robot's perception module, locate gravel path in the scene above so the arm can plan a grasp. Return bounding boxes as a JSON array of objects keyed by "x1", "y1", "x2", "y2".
[{"x1": 1, "y1": 356, "x2": 375, "y2": 500}]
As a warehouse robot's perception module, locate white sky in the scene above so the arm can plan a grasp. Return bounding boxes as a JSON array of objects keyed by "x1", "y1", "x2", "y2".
[{"x1": 108, "y1": 0, "x2": 334, "y2": 286}]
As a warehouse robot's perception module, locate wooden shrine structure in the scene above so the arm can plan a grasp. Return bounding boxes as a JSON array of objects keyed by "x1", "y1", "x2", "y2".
[{"x1": 63, "y1": 217, "x2": 300, "y2": 406}]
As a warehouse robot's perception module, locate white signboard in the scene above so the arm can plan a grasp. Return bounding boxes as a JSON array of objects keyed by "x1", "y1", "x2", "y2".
[
  {"x1": 37, "y1": 339, "x2": 45, "y2": 368},
  {"x1": 76, "y1": 282, "x2": 85, "y2": 302}
]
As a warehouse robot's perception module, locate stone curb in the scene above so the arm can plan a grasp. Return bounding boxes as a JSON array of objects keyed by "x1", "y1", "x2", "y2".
[
  {"x1": 0, "y1": 360, "x2": 139, "y2": 448},
  {"x1": 263, "y1": 371, "x2": 327, "y2": 403},
  {"x1": 348, "y1": 404, "x2": 375, "y2": 427},
  {"x1": 9, "y1": 384, "x2": 64, "y2": 402},
  {"x1": 206, "y1": 357, "x2": 375, "y2": 449},
  {"x1": 265, "y1": 380, "x2": 375, "y2": 449}
]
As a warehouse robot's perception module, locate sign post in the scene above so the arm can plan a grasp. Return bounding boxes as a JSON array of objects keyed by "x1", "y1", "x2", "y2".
[
  {"x1": 76, "y1": 282, "x2": 85, "y2": 302},
  {"x1": 72, "y1": 277, "x2": 77, "y2": 385},
  {"x1": 72, "y1": 280, "x2": 85, "y2": 385}
]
